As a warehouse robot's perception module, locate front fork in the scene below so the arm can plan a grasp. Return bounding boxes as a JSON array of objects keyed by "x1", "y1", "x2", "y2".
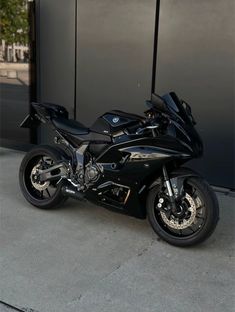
[{"x1": 162, "y1": 165, "x2": 178, "y2": 214}]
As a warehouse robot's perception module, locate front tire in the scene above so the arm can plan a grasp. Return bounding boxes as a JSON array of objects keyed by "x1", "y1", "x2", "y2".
[
  {"x1": 19, "y1": 145, "x2": 68, "y2": 209},
  {"x1": 147, "y1": 172, "x2": 219, "y2": 247}
]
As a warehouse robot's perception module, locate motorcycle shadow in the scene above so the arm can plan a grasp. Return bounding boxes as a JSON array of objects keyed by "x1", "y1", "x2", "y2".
[
  {"x1": 55, "y1": 198, "x2": 154, "y2": 238},
  {"x1": 51, "y1": 195, "x2": 234, "y2": 251}
]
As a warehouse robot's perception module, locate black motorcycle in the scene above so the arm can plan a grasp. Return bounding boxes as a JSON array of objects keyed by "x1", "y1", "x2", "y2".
[{"x1": 19, "y1": 92, "x2": 219, "y2": 247}]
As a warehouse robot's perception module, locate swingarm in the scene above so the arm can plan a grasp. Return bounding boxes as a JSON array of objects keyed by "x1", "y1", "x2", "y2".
[{"x1": 36, "y1": 161, "x2": 71, "y2": 183}]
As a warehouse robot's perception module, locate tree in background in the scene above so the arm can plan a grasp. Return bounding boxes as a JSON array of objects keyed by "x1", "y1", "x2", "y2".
[{"x1": 0, "y1": 0, "x2": 28, "y2": 61}]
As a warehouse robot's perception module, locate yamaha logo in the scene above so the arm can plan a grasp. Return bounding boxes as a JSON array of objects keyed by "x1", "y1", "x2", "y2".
[{"x1": 112, "y1": 117, "x2": 119, "y2": 124}]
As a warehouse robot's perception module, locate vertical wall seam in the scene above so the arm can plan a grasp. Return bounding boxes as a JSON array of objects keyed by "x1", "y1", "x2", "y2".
[
  {"x1": 151, "y1": 0, "x2": 161, "y2": 95},
  {"x1": 30, "y1": 0, "x2": 40, "y2": 144},
  {"x1": 36, "y1": 0, "x2": 41, "y2": 103},
  {"x1": 74, "y1": 0, "x2": 78, "y2": 120}
]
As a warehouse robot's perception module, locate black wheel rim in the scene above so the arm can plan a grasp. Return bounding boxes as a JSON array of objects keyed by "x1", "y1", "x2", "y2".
[{"x1": 24, "y1": 154, "x2": 59, "y2": 201}]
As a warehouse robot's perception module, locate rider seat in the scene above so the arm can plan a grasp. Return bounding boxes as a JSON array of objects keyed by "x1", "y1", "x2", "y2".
[{"x1": 52, "y1": 117, "x2": 89, "y2": 135}]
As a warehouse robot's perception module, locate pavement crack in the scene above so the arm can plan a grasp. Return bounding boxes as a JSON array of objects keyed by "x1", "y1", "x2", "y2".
[
  {"x1": 137, "y1": 238, "x2": 157, "y2": 257},
  {"x1": 67, "y1": 237, "x2": 158, "y2": 308}
]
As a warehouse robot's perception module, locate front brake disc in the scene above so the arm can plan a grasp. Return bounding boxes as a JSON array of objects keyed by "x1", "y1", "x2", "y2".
[{"x1": 159, "y1": 193, "x2": 197, "y2": 230}]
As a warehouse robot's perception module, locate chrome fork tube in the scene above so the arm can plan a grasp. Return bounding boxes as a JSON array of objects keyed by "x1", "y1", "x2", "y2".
[
  {"x1": 162, "y1": 166, "x2": 173, "y2": 195},
  {"x1": 162, "y1": 165, "x2": 177, "y2": 213}
]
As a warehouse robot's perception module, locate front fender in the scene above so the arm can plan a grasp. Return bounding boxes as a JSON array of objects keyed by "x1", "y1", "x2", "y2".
[
  {"x1": 170, "y1": 167, "x2": 201, "y2": 178},
  {"x1": 148, "y1": 166, "x2": 202, "y2": 190},
  {"x1": 169, "y1": 167, "x2": 203, "y2": 197}
]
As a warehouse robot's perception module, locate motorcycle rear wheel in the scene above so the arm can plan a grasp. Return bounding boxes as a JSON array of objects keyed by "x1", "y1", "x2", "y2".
[
  {"x1": 147, "y1": 173, "x2": 219, "y2": 247},
  {"x1": 19, "y1": 145, "x2": 68, "y2": 209}
]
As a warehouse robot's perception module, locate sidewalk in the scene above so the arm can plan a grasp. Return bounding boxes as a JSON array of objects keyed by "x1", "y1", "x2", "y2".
[{"x1": 0, "y1": 148, "x2": 234, "y2": 312}]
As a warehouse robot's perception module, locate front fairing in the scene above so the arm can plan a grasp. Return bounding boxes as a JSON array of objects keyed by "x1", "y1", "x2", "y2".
[
  {"x1": 166, "y1": 119, "x2": 203, "y2": 158},
  {"x1": 152, "y1": 92, "x2": 203, "y2": 158}
]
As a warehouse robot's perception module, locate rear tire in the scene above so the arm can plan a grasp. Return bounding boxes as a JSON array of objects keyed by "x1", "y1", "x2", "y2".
[
  {"x1": 19, "y1": 145, "x2": 68, "y2": 209},
  {"x1": 147, "y1": 172, "x2": 219, "y2": 247}
]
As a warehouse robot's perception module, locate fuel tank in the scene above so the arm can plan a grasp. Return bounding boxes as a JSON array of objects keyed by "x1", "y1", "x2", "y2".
[
  {"x1": 90, "y1": 110, "x2": 144, "y2": 135},
  {"x1": 88, "y1": 110, "x2": 144, "y2": 156}
]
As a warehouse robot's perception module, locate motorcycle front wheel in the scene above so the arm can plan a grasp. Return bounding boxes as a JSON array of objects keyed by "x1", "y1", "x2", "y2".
[{"x1": 147, "y1": 173, "x2": 219, "y2": 247}]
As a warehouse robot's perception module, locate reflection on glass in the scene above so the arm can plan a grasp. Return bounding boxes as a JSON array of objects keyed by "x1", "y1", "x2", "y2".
[{"x1": 0, "y1": 0, "x2": 30, "y2": 144}]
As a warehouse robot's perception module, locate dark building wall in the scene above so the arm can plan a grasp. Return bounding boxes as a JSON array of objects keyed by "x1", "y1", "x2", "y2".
[
  {"x1": 155, "y1": 0, "x2": 235, "y2": 189},
  {"x1": 38, "y1": 0, "x2": 76, "y2": 113},
  {"x1": 34, "y1": 0, "x2": 234, "y2": 188},
  {"x1": 76, "y1": 0, "x2": 156, "y2": 126},
  {"x1": 37, "y1": 0, "x2": 76, "y2": 114},
  {"x1": 37, "y1": 0, "x2": 76, "y2": 141}
]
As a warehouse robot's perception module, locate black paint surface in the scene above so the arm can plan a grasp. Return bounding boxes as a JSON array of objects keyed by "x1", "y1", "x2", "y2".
[{"x1": 155, "y1": 0, "x2": 235, "y2": 188}]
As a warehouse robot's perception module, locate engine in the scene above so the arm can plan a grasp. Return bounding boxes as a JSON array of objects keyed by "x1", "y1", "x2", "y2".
[{"x1": 84, "y1": 161, "x2": 103, "y2": 185}]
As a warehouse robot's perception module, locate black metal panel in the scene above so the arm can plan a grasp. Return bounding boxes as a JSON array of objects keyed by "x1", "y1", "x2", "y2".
[
  {"x1": 37, "y1": 0, "x2": 76, "y2": 143},
  {"x1": 155, "y1": 0, "x2": 235, "y2": 189},
  {"x1": 76, "y1": 0, "x2": 156, "y2": 126},
  {"x1": 38, "y1": 0, "x2": 76, "y2": 113}
]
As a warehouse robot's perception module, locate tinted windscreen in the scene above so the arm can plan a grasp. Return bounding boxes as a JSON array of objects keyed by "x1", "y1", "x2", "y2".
[{"x1": 162, "y1": 92, "x2": 192, "y2": 125}]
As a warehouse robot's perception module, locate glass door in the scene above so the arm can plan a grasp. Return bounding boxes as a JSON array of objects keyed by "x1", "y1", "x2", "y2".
[{"x1": 0, "y1": 0, "x2": 35, "y2": 148}]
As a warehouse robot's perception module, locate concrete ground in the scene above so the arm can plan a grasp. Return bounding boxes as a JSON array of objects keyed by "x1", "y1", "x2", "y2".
[{"x1": 0, "y1": 148, "x2": 234, "y2": 312}]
